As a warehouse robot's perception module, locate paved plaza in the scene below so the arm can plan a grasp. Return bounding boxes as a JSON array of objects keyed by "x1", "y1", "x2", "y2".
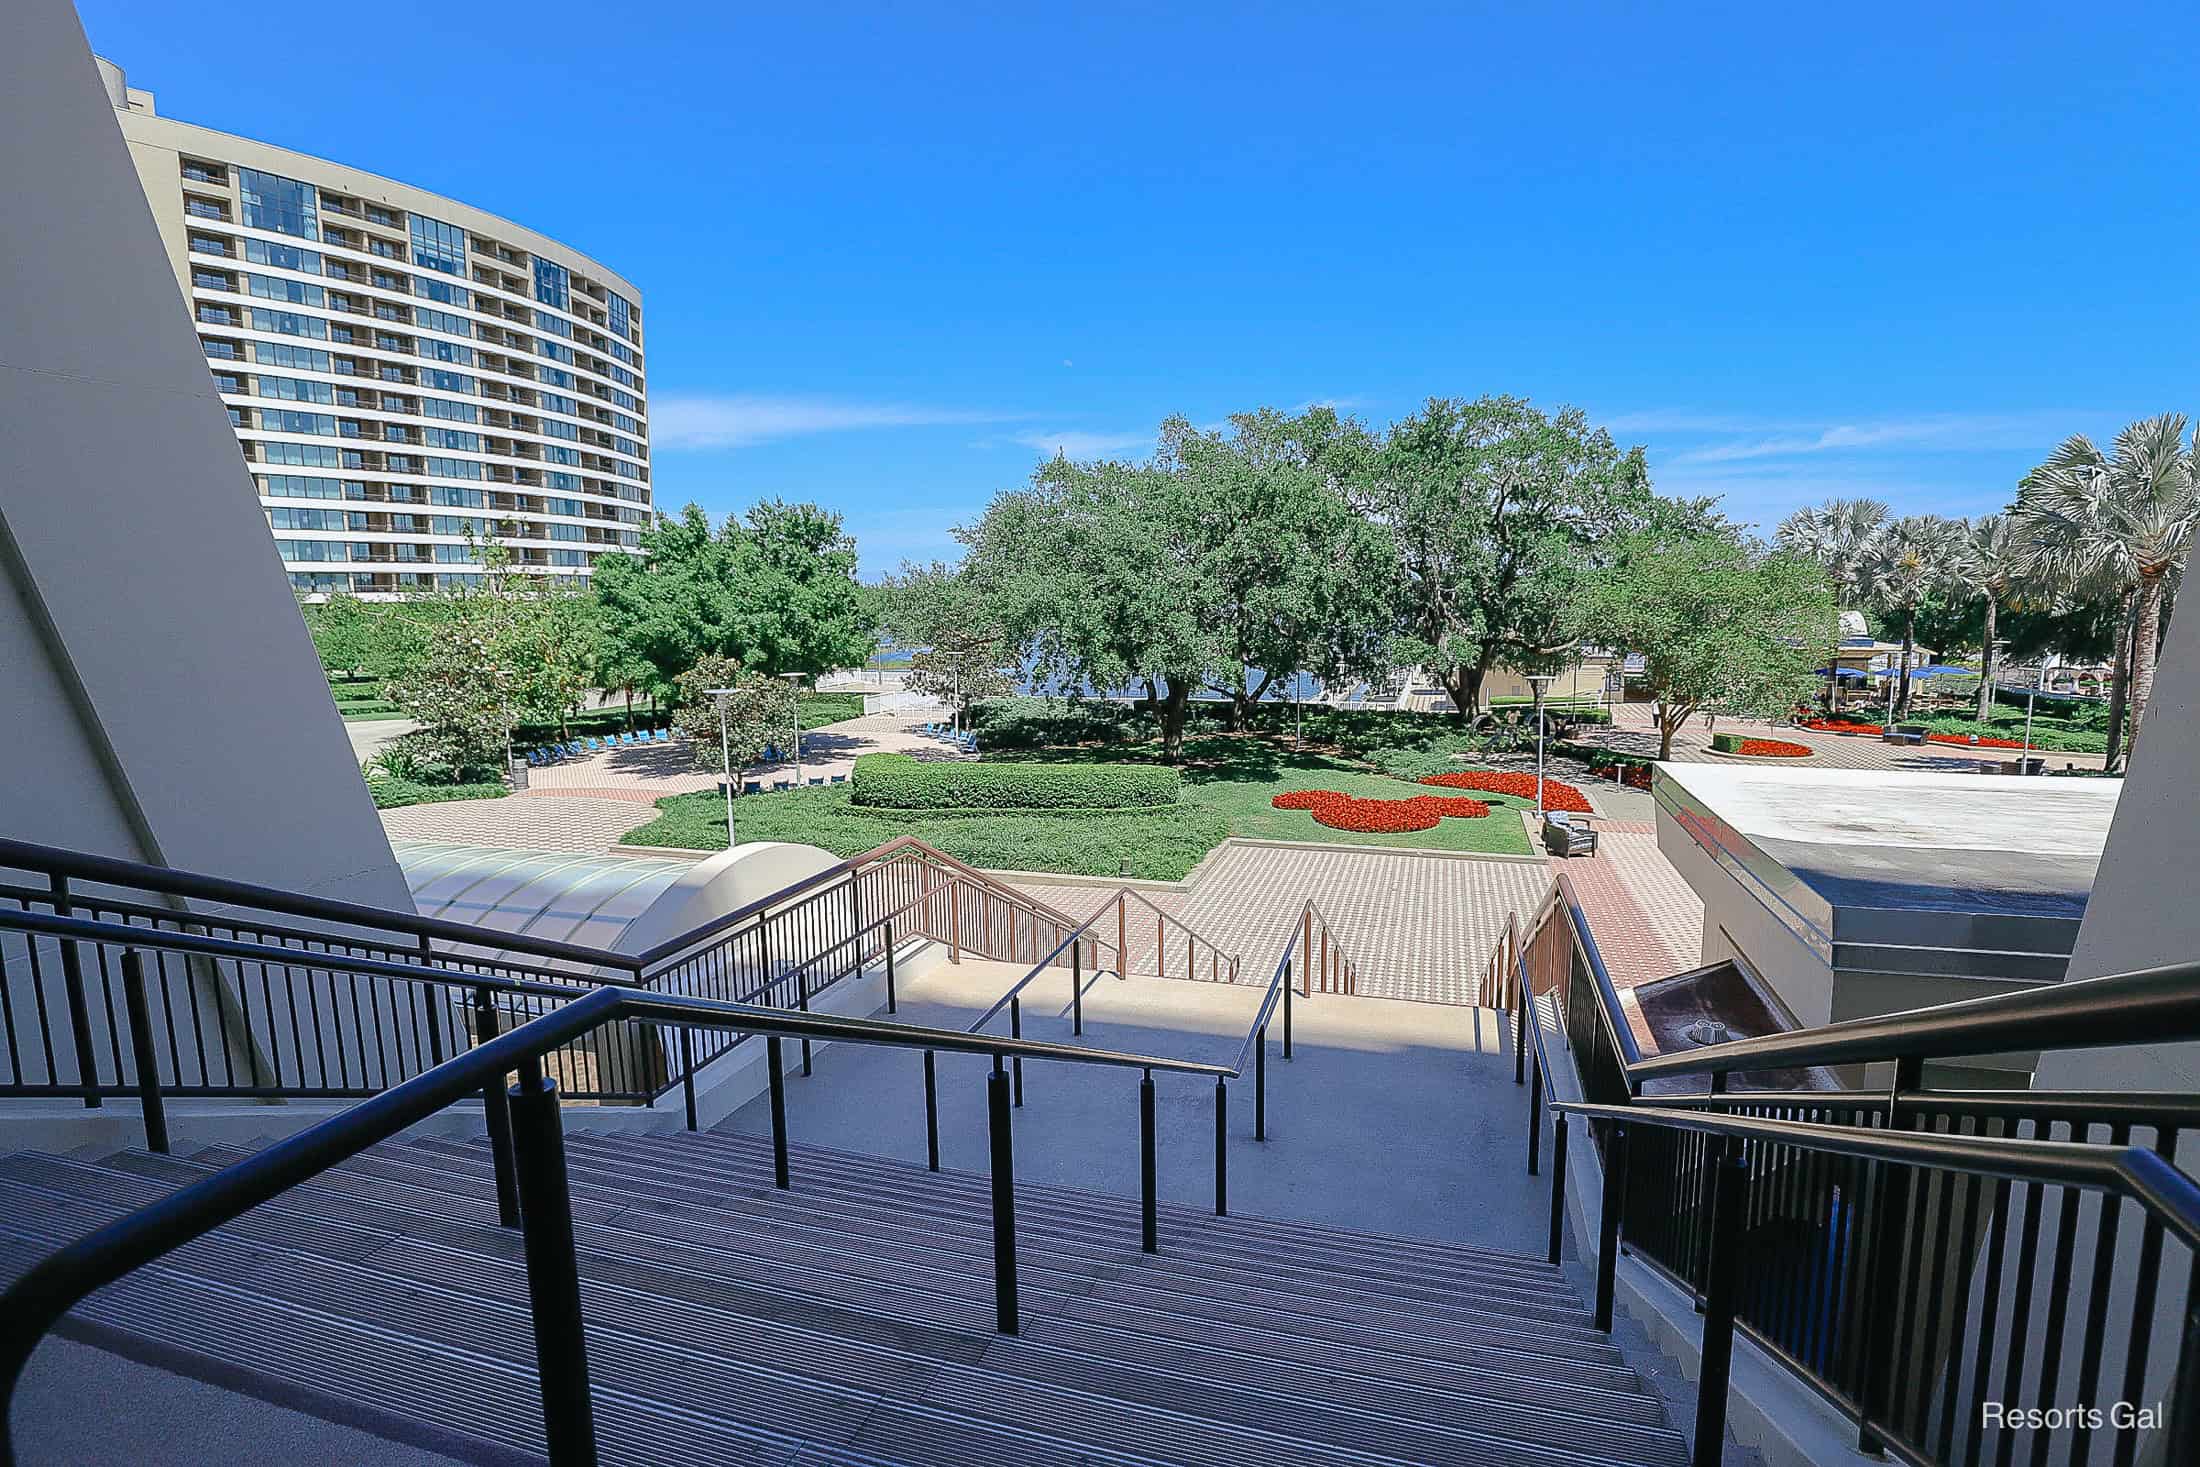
[{"x1": 1586, "y1": 700, "x2": 2108, "y2": 773}]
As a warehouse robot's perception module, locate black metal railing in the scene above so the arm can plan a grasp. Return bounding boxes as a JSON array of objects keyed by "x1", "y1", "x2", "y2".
[
  {"x1": 1492, "y1": 876, "x2": 2200, "y2": 1467},
  {"x1": 0, "y1": 835, "x2": 1096, "y2": 1111},
  {"x1": 0, "y1": 923, "x2": 1233, "y2": 1467}
]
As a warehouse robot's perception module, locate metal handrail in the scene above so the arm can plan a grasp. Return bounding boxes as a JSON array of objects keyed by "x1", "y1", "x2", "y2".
[
  {"x1": 1556, "y1": 1100, "x2": 2200, "y2": 1251},
  {"x1": 1623, "y1": 954, "x2": 2200, "y2": 1083},
  {"x1": 968, "y1": 902, "x2": 1122, "y2": 1034},
  {"x1": 0, "y1": 952, "x2": 1230, "y2": 1467},
  {"x1": 0, "y1": 834, "x2": 634, "y2": 976}
]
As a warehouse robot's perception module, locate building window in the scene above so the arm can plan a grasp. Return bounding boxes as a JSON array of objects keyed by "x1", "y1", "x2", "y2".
[
  {"x1": 607, "y1": 291, "x2": 630, "y2": 341},
  {"x1": 181, "y1": 160, "x2": 225, "y2": 184},
  {"x1": 185, "y1": 197, "x2": 228, "y2": 221},
  {"x1": 248, "y1": 274, "x2": 325, "y2": 307},
  {"x1": 189, "y1": 234, "x2": 231, "y2": 257},
  {"x1": 416, "y1": 275, "x2": 469, "y2": 307},
  {"x1": 237, "y1": 168, "x2": 319, "y2": 240},
  {"x1": 196, "y1": 304, "x2": 238, "y2": 325},
  {"x1": 409, "y1": 214, "x2": 466, "y2": 275},
  {"x1": 244, "y1": 238, "x2": 321, "y2": 273},
  {"x1": 250, "y1": 308, "x2": 327, "y2": 339},
  {"x1": 533, "y1": 258, "x2": 569, "y2": 310}
]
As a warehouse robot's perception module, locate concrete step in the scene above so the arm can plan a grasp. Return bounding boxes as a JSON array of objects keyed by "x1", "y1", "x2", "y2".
[{"x1": 0, "y1": 1134, "x2": 1691, "y2": 1467}]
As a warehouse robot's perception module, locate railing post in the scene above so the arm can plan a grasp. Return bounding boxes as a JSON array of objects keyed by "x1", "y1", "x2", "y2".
[
  {"x1": 1139, "y1": 1068, "x2": 1158, "y2": 1253},
  {"x1": 1528, "y1": 1039, "x2": 1543, "y2": 1176},
  {"x1": 1692, "y1": 1138, "x2": 1749, "y2": 1467},
  {"x1": 1258, "y1": 1029, "x2": 1276, "y2": 1143},
  {"x1": 1320, "y1": 925, "x2": 1330, "y2": 994},
  {"x1": 884, "y1": 919, "x2": 898, "y2": 1013},
  {"x1": 51, "y1": 876, "x2": 102, "y2": 1108},
  {"x1": 678, "y1": 1028, "x2": 697, "y2": 1131},
  {"x1": 1156, "y1": 910, "x2": 1164, "y2": 979},
  {"x1": 417, "y1": 933, "x2": 446, "y2": 1067},
  {"x1": 923, "y1": 1050, "x2": 940, "y2": 1171},
  {"x1": 1118, "y1": 892, "x2": 1128, "y2": 978},
  {"x1": 1009, "y1": 995, "x2": 1024, "y2": 1107},
  {"x1": 766, "y1": 1036, "x2": 791, "y2": 1189},
  {"x1": 1282, "y1": 967, "x2": 1293, "y2": 1059},
  {"x1": 1515, "y1": 979, "x2": 1529, "y2": 1086},
  {"x1": 797, "y1": 969, "x2": 812, "y2": 1077},
  {"x1": 2168, "y1": 1277, "x2": 2200, "y2": 1467},
  {"x1": 1547, "y1": 1113, "x2": 1569, "y2": 1264},
  {"x1": 1856, "y1": 1055, "x2": 1922, "y2": 1454},
  {"x1": 1302, "y1": 908, "x2": 1313, "y2": 997},
  {"x1": 1595, "y1": 1121, "x2": 1628, "y2": 1331},
  {"x1": 507, "y1": 1066, "x2": 598, "y2": 1467},
  {"x1": 475, "y1": 987, "x2": 521, "y2": 1228},
  {"x1": 949, "y1": 881, "x2": 961, "y2": 963},
  {"x1": 988, "y1": 1057, "x2": 1019, "y2": 1334},
  {"x1": 1071, "y1": 943, "x2": 1082, "y2": 1036},
  {"x1": 1214, "y1": 1077, "x2": 1229, "y2": 1216},
  {"x1": 120, "y1": 951, "x2": 168, "y2": 1155}
]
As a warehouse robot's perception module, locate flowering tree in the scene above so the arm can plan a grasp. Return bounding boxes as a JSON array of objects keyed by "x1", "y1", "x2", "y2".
[{"x1": 671, "y1": 657, "x2": 798, "y2": 778}]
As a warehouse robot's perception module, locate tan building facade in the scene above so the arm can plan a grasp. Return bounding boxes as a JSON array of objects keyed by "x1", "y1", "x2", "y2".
[{"x1": 99, "y1": 58, "x2": 650, "y2": 598}]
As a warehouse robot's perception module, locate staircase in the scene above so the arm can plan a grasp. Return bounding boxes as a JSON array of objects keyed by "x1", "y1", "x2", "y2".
[{"x1": 1, "y1": 1130, "x2": 1694, "y2": 1466}]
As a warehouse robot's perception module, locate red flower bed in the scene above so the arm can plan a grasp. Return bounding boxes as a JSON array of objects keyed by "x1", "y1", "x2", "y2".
[
  {"x1": 1419, "y1": 770, "x2": 1594, "y2": 814},
  {"x1": 1799, "y1": 718, "x2": 2029, "y2": 750},
  {"x1": 1269, "y1": 788, "x2": 1491, "y2": 833},
  {"x1": 1737, "y1": 738, "x2": 1813, "y2": 758}
]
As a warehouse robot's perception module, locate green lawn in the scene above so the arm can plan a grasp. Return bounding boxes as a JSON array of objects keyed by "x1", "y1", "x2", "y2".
[{"x1": 623, "y1": 730, "x2": 1536, "y2": 876}]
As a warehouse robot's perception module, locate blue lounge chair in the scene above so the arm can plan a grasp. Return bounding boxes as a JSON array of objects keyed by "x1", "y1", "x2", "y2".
[
  {"x1": 830, "y1": 773, "x2": 847, "y2": 785},
  {"x1": 742, "y1": 779, "x2": 762, "y2": 795},
  {"x1": 808, "y1": 776, "x2": 824, "y2": 787},
  {"x1": 773, "y1": 779, "x2": 792, "y2": 792}
]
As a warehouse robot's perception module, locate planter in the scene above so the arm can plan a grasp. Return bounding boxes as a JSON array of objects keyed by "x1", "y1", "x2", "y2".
[{"x1": 1708, "y1": 734, "x2": 1813, "y2": 760}]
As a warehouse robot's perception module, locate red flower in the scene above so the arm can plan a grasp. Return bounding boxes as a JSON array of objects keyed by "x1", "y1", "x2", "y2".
[
  {"x1": 1268, "y1": 787, "x2": 1493, "y2": 832},
  {"x1": 1736, "y1": 738, "x2": 1813, "y2": 758},
  {"x1": 1419, "y1": 770, "x2": 1594, "y2": 813}
]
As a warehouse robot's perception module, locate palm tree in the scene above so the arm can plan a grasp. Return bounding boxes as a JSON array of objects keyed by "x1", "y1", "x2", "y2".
[
  {"x1": 1775, "y1": 497, "x2": 1890, "y2": 608},
  {"x1": 1859, "y1": 514, "x2": 1962, "y2": 721},
  {"x1": 2013, "y1": 414, "x2": 2200, "y2": 756},
  {"x1": 1947, "y1": 513, "x2": 2026, "y2": 721}
]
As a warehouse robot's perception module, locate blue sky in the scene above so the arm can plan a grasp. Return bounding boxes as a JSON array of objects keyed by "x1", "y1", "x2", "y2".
[{"x1": 82, "y1": 2, "x2": 2200, "y2": 575}]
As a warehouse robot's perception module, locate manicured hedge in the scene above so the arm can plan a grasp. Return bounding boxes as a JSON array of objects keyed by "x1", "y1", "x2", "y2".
[{"x1": 850, "y1": 753, "x2": 1180, "y2": 811}]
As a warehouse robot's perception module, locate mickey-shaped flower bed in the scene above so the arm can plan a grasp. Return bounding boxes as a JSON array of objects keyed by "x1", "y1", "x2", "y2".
[
  {"x1": 1419, "y1": 770, "x2": 1596, "y2": 813},
  {"x1": 1269, "y1": 787, "x2": 1493, "y2": 833}
]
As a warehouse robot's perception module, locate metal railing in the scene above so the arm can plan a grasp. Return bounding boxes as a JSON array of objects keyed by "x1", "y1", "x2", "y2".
[
  {"x1": 0, "y1": 921, "x2": 1234, "y2": 1467},
  {"x1": 0, "y1": 834, "x2": 1091, "y2": 1112},
  {"x1": 1487, "y1": 875, "x2": 2200, "y2": 1467}
]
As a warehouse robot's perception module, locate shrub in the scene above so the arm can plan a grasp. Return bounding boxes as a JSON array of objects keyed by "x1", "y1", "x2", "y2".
[
  {"x1": 367, "y1": 730, "x2": 503, "y2": 787},
  {"x1": 969, "y1": 696, "x2": 1138, "y2": 750},
  {"x1": 365, "y1": 775, "x2": 508, "y2": 809},
  {"x1": 851, "y1": 752, "x2": 1179, "y2": 810}
]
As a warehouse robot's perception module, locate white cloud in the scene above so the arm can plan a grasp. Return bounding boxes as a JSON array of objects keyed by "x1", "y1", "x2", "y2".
[
  {"x1": 1009, "y1": 428, "x2": 1152, "y2": 459},
  {"x1": 653, "y1": 394, "x2": 1019, "y2": 450},
  {"x1": 1664, "y1": 413, "x2": 2071, "y2": 466}
]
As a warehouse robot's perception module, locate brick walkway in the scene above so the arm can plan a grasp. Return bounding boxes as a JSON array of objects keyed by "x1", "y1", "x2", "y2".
[
  {"x1": 1587, "y1": 702, "x2": 2107, "y2": 773},
  {"x1": 379, "y1": 795, "x2": 647, "y2": 854}
]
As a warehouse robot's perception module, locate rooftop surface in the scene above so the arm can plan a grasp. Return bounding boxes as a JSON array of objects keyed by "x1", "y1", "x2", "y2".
[{"x1": 1654, "y1": 764, "x2": 2122, "y2": 982}]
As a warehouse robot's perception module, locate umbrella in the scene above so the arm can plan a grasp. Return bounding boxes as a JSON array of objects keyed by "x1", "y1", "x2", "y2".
[
  {"x1": 1812, "y1": 668, "x2": 1871, "y2": 682},
  {"x1": 1905, "y1": 665, "x2": 1972, "y2": 679}
]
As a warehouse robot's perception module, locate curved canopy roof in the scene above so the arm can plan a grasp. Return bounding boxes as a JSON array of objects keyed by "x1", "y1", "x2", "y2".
[{"x1": 393, "y1": 842, "x2": 699, "y2": 952}]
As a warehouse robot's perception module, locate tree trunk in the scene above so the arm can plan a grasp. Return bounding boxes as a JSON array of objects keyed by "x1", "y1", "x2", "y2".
[
  {"x1": 1656, "y1": 700, "x2": 1684, "y2": 760},
  {"x1": 1976, "y1": 597, "x2": 1997, "y2": 722},
  {"x1": 2103, "y1": 588, "x2": 2136, "y2": 773},
  {"x1": 1442, "y1": 668, "x2": 1476, "y2": 723},
  {"x1": 1893, "y1": 613, "x2": 1915, "y2": 721},
  {"x1": 624, "y1": 689, "x2": 635, "y2": 732},
  {"x1": 2126, "y1": 572, "x2": 2167, "y2": 756},
  {"x1": 1157, "y1": 680, "x2": 1191, "y2": 763}
]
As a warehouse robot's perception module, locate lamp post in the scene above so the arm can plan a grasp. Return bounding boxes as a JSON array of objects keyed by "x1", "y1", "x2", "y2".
[
  {"x1": 2021, "y1": 683, "x2": 2039, "y2": 773},
  {"x1": 1527, "y1": 673, "x2": 1555, "y2": 815},
  {"x1": 776, "y1": 673, "x2": 806, "y2": 785},
  {"x1": 705, "y1": 686, "x2": 739, "y2": 847}
]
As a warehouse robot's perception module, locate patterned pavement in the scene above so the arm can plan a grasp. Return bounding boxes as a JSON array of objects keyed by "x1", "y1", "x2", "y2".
[
  {"x1": 1588, "y1": 701, "x2": 2107, "y2": 773},
  {"x1": 377, "y1": 795, "x2": 647, "y2": 854}
]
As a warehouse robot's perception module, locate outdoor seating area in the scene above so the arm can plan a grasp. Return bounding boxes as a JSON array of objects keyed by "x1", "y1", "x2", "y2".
[
  {"x1": 921, "y1": 721, "x2": 981, "y2": 754},
  {"x1": 524, "y1": 728, "x2": 679, "y2": 765}
]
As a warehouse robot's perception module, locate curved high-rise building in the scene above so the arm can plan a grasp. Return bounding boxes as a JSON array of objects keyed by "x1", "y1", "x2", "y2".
[{"x1": 99, "y1": 58, "x2": 650, "y2": 598}]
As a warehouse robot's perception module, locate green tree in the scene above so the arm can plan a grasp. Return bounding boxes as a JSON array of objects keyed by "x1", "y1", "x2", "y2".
[
  {"x1": 963, "y1": 435, "x2": 1222, "y2": 761},
  {"x1": 1582, "y1": 533, "x2": 1838, "y2": 759},
  {"x1": 301, "y1": 591, "x2": 378, "y2": 679},
  {"x1": 671, "y1": 657, "x2": 798, "y2": 778},
  {"x1": 1858, "y1": 514, "x2": 1963, "y2": 720},
  {"x1": 2013, "y1": 414, "x2": 2199, "y2": 757},
  {"x1": 593, "y1": 499, "x2": 878, "y2": 696},
  {"x1": 1947, "y1": 513, "x2": 2026, "y2": 720},
  {"x1": 876, "y1": 560, "x2": 1015, "y2": 730},
  {"x1": 1360, "y1": 396, "x2": 1669, "y2": 718},
  {"x1": 1774, "y1": 498, "x2": 1891, "y2": 608}
]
